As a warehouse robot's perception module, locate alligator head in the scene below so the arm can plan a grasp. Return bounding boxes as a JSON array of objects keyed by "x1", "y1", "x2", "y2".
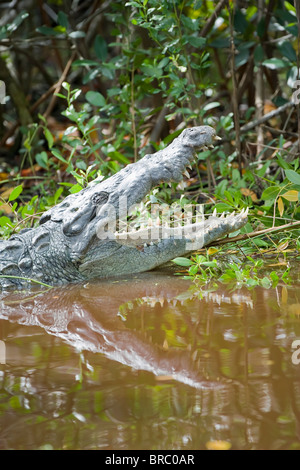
[{"x1": 0, "y1": 126, "x2": 248, "y2": 288}]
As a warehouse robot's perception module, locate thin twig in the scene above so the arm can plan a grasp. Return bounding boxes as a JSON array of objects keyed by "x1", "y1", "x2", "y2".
[
  {"x1": 239, "y1": 101, "x2": 296, "y2": 133},
  {"x1": 131, "y1": 66, "x2": 138, "y2": 162},
  {"x1": 207, "y1": 220, "x2": 300, "y2": 248},
  {"x1": 42, "y1": 51, "x2": 77, "y2": 120},
  {"x1": 0, "y1": 54, "x2": 76, "y2": 148},
  {"x1": 200, "y1": 0, "x2": 228, "y2": 37},
  {"x1": 255, "y1": 0, "x2": 265, "y2": 157},
  {"x1": 0, "y1": 275, "x2": 53, "y2": 288},
  {"x1": 261, "y1": 125, "x2": 298, "y2": 138},
  {"x1": 228, "y1": 1, "x2": 242, "y2": 174}
]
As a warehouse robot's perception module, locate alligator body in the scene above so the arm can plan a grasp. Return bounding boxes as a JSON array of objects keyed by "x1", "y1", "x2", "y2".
[{"x1": 0, "y1": 126, "x2": 248, "y2": 289}]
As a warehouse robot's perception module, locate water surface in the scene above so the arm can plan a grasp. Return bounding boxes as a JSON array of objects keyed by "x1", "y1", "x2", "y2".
[{"x1": 0, "y1": 271, "x2": 300, "y2": 450}]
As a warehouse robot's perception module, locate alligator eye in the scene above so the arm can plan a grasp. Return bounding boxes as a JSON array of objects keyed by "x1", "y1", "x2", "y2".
[
  {"x1": 91, "y1": 191, "x2": 109, "y2": 206},
  {"x1": 39, "y1": 213, "x2": 51, "y2": 225}
]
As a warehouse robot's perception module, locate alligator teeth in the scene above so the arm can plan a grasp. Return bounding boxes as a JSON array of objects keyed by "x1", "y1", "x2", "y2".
[
  {"x1": 212, "y1": 208, "x2": 217, "y2": 217},
  {"x1": 208, "y1": 144, "x2": 214, "y2": 149},
  {"x1": 214, "y1": 135, "x2": 222, "y2": 140},
  {"x1": 183, "y1": 169, "x2": 190, "y2": 178},
  {"x1": 244, "y1": 207, "x2": 249, "y2": 216},
  {"x1": 220, "y1": 212, "x2": 225, "y2": 218},
  {"x1": 187, "y1": 164, "x2": 192, "y2": 171},
  {"x1": 203, "y1": 146, "x2": 208, "y2": 150}
]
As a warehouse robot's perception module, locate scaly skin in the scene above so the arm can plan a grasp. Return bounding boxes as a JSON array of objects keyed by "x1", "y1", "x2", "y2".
[{"x1": 0, "y1": 126, "x2": 248, "y2": 289}]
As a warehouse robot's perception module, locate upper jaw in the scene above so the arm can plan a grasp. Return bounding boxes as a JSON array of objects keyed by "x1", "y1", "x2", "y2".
[
  {"x1": 68, "y1": 126, "x2": 222, "y2": 250},
  {"x1": 90, "y1": 128, "x2": 222, "y2": 242}
]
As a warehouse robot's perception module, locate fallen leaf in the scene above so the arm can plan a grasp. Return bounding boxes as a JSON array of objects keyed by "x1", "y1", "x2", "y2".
[
  {"x1": 21, "y1": 165, "x2": 42, "y2": 176},
  {"x1": 281, "y1": 190, "x2": 299, "y2": 202},
  {"x1": 241, "y1": 187, "x2": 258, "y2": 202},
  {"x1": 0, "y1": 172, "x2": 9, "y2": 181},
  {"x1": 277, "y1": 197, "x2": 284, "y2": 217},
  {"x1": 207, "y1": 247, "x2": 218, "y2": 255},
  {"x1": 0, "y1": 187, "x2": 15, "y2": 200},
  {"x1": 0, "y1": 203, "x2": 12, "y2": 214}
]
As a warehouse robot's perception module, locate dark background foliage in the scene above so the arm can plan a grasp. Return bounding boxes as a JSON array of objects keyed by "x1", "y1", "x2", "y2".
[{"x1": 0, "y1": 0, "x2": 300, "y2": 249}]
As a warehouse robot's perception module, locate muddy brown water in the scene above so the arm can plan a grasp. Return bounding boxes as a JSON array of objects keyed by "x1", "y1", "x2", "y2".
[{"x1": 0, "y1": 269, "x2": 300, "y2": 450}]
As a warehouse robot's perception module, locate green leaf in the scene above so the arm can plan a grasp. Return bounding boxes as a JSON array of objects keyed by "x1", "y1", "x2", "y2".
[
  {"x1": 285, "y1": 169, "x2": 300, "y2": 185},
  {"x1": 163, "y1": 129, "x2": 182, "y2": 145},
  {"x1": 200, "y1": 261, "x2": 218, "y2": 268},
  {"x1": 57, "y1": 11, "x2": 68, "y2": 29},
  {"x1": 210, "y1": 37, "x2": 230, "y2": 48},
  {"x1": 277, "y1": 41, "x2": 297, "y2": 63},
  {"x1": 202, "y1": 102, "x2": 220, "y2": 112},
  {"x1": 64, "y1": 126, "x2": 78, "y2": 136},
  {"x1": 254, "y1": 44, "x2": 264, "y2": 64},
  {"x1": 62, "y1": 81, "x2": 70, "y2": 91},
  {"x1": 108, "y1": 150, "x2": 130, "y2": 164},
  {"x1": 0, "y1": 216, "x2": 13, "y2": 227},
  {"x1": 260, "y1": 277, "x2": 272, "y2": 289},
  {"x1": 277, "y1": 154, "x2": 292, "y2": 170},
  {"x1": 94, "y1": 35, "x2": 108, "y2": 61},
  {"x1": 69, "y1": 183, "x2": 84, "y2": 194},
  {"x1": 188, "y1": 264, "x2": 199, "y2": 276},
  {"x1": 44, "y1": 128, "x2": 54, "y2": 148},
  {"x1": 285, "y1": 24, "x2": 298, "y2": 37},
  {"x1": 186, "y1": 36, "x2": 206, "y2": 48},
  {"x1": 246, "y1": 278, "x2": 259, "y2": 287},
  {"x1": 261, "y1": 186, "x2": 281, "y2": 201},
  {"x1": 140, "y1": 64, "x2": 163, "y2": 78},
  {"x1": 35, "y1": 151, "x2": 48, "y2": 169},
  {"x1": 172, "y1": 257, "x2": 193, "y2": 267},
  {"x1": 54, "y1": 25, "x2": 66, "y2": 34},
  {"x1": 86, "y1": 91, "x2": 106, "y2": 107},
  {"x1": 9, "y1": 396, "x2": 22, "y2": 409},
  {"x1": 235, "y1": 48, "x2": 249, "y2": 68},
  {"x1": 76, "y1": 160, "x2": 87, "y2": 170},
  {"x1": 54, "y1": 187, "x2": 64, "y2": 203},
  {"x1": 69, "y1": 31, "x2": 86, "y2": 38},
  {"x1": 234, "y1": 10, "x2": 249, "y2": 33},
  {"x1": 51, "y1": 149, "x2": 68, "y2": 164},
  {"x1": 73, "y1": 59, "x2": 100, "y2": 67},
  {"x1": 262, "y1": 58, "x2": 287, "y2": 70},
  {"x1": 270, "y1": 271, "x2": 279, "y2": 283},
  {"x1": 7, "y1": 11, "x2": 29, "y2": 34},
  {"x1": 36, "y1": 25, "x2": 61, "y2": 36},
  {"x1": 214, "y1": 202, "x2": 233, "y2": 211},
  {"x1": 9, "y1": 185, "x2": 23, "y2": 202}
]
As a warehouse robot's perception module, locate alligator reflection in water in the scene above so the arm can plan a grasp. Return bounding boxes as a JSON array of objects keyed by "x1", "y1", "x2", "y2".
[
  {"x1": 0, "y1": 273, "x2": 240, "y2": 390},
  {"x1": 1, "y1": 272, "x2": 300, "y2": 449}
]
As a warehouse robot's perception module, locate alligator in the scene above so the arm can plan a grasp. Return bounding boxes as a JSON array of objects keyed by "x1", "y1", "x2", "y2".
[{"x1": 0, "y1": 125, "x2": 248, "y2": 289}]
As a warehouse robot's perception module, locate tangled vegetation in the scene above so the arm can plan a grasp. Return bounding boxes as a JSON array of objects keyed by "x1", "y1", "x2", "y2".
[{"x1": 0, "y1": 0, "x2": 300, "y2": 287}]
